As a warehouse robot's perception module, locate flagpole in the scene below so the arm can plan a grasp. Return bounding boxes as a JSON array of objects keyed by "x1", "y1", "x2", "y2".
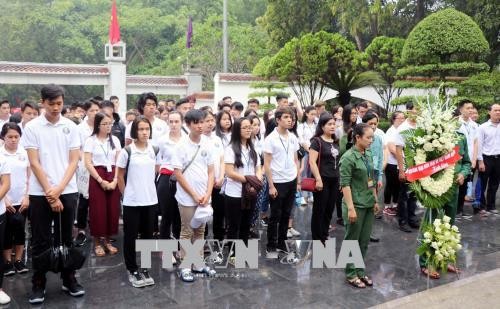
[{"x1": 222, "y1": 0, "x2": 228, "y2": 72}]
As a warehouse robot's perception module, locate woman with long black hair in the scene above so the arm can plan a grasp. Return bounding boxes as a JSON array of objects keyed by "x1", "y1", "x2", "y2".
[
  {"x1": 84, "y1": 112, "x2": 121, "y2": 257},
  {"x1": 224, "y1": 117, "x2": 262, "y2": 251},
  {"x1": 308, "y1": 113, "x2": 340, "y2": 243},
  {"x1": 215, "y1": 111, "x2": 232, "y2": 148},
  {"x1": 339, "y1": 104, "x2": 358, "y2": 155}
]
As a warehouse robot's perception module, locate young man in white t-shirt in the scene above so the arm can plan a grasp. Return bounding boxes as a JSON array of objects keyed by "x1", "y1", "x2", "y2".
[
  {"x1": 23, "y1": 85, "x2": 84, "y2": 304},
  {"x1": 124, "y1": 92, "x2": 168, "y2": 147},
  {"x1": 172, "y1": 109, "x2": 215, "y2": 282},
  {"x1": 263, "y1": 107, "x2": 300, "y2": 258}
]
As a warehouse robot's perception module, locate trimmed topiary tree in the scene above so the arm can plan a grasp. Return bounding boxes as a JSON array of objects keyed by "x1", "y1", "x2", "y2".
[{"x1": 397, "y1": 8, "x2": 490, "y2": 88}]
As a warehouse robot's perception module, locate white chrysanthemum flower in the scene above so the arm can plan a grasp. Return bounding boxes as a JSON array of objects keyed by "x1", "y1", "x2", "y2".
[
  {"x1": 431, "y1": 242, "x2": 439, "y2": 249},
  {"x1": 424, "y1": 232, "x2": 432, "y2": 239},
  {"x1": 423, "y1": 143, "x2": 434, "y2": 152}
]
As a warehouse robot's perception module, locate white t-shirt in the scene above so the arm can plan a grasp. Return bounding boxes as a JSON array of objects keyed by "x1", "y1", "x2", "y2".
[
  {"x1": 0, "y1": 156, "x2": 10, "y2": 215},
  {"x1": 263, "y1": 129, "x2": 299, "y2": 183},
  {"x1": 157, "y1": 133, "x2": 187, "y2": 170},
  {"x1": 385, "y1": 126, "x2": 399, "y2": 165},
  {"x1": 23, "y1": 115, "x2": 80, "y2": 195},
  {"x1": 220, "y1": 132, "x2": 231, "y2": 148},
  {"x1": 394, "y1": 120, "x2": 415, "y2": 148},
  {"x1": 224, "y1": 145, "x2": 260, "y2": 198},
  {"x1": 83, "y1": 135, "x2": 122, "y2": 167},
  {"x1": 78, "y1": 120, "x2": 93, "y2": 147},
  {"x1": 1, "y1": 146, "x2": 27, "y2": 206},
  {"x1": 206, "y1": 134, "x2": 224, "y2": 180},
  {"x1": 125, "y1": 117, "x2": 169, "y2": 147},
  {"x1": 297, "y1": 122, "x2": 317, "y2": 149},
  {"x1": 458, "y1": 117, "x2": 478, "y2": 160},
  {"x1": 116, "y1": 143, "x2": 158, "y2": 206},
  {"x1": 172, "y1": 135, "x2": 214, "y2": 206}
]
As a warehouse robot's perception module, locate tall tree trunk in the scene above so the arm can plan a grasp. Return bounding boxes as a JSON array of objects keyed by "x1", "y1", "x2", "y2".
[
  {"x1": 414, "y1": 0, "x2": 426, "y2": 23},
  {"x1": 354, "y1": 33, "x2": 365, "y2": 51}
]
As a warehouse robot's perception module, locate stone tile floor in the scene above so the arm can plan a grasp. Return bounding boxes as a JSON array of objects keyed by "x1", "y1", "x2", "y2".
[{"x1": 2, "y1": 201, "x2": 500, "y2": 308}]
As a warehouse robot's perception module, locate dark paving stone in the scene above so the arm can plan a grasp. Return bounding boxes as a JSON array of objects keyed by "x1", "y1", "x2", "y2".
[{"x1": 2, "y1": 201, "x2": 500, "y2": 308}]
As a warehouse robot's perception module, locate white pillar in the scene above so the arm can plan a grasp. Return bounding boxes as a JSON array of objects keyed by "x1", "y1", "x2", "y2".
[
  {"x1": 105, "y1": 61, "x2": 127, "y2": 114},
  {"x1": 184, "y1": 69, "x2": 202, "y2": 95},
  {"x1": 104, "y1": 42, "x2": 127, "y2": 115}
]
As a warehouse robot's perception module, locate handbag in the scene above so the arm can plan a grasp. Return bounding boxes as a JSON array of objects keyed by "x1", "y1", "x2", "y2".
[
  {"x1": 300, "y1": 137, "x2": 321, "y2": 192},
  {"x1": 32, "y1": 213, "x2": 87, "y2": 273}
]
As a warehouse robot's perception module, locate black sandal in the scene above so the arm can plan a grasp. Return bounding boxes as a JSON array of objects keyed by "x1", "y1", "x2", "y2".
[
  {"x1": 359, "y1": 275, "x2": 373, "y2": 286},
  {"x1": 346, "y1": 277, "x2": 366, "y2": 288}
]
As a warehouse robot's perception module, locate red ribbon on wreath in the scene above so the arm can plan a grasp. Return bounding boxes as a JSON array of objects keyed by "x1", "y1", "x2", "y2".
[{"x1": 405, "y1": 146, "x2": 461, "y2": 182}]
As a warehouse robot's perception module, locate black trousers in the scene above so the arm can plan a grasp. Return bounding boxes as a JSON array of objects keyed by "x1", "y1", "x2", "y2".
[
  {"x1": 0, "y1": 214, "x2": 5, "y2": 287},
  {"x1": 479, "y1": 155, "x2": 500, "y2": 210},
  {"x1": 30, "y1": 193, "x2": 77, "y2": 286},
  {"x1": 75, "y1": 194, "x2": 88, "y2": 229},
  {"x1": 123, "y1": 205, "x2": 154, "y2": 273},
  {"x1": 397, "y1": 182, "x2": 418, "y2": 226},
  {"x1": 457, "y1": 172, "x2": 473, "y2": 214},
  {"x1": 267, "y1": 179, "x2": 296, "y2": 251},
  {"x1": 157, "y1": 174, "x2": 180, "y2": 239},
  {"x1": 224, "y1": 195, "x2": 254, "y2": 245},
  {"x1": 384, "y1": 164, "x2": 400, "y2": 205},
  {"x1": 312, "y1": 176, "x2": 339, "y2": 241},
  {"x1": 212, "y1": 187, "x2": 225, "y2": 241},
  {"x1": 4, "y1": 205, "x2": 26, "y2": 250}
]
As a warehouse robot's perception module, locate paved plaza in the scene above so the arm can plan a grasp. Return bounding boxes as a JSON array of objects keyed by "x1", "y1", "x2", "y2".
[{"x1": 2, "y1": 200, "x2": 500, "y2": 308}]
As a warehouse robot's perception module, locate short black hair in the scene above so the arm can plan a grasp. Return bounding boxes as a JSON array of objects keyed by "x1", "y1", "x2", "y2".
[
  {"x1": 276, "y1": 93, "x2": 288, "y2": 102},
  {"x1": 1, "y1": 122, "x2": 22, "y2": 138},
  {"x1": 109, "y1": 95, "x2": 119, "y2": 101},
  {"x1": 362, "y1": 111, "x2": 379, "y2": 123},
  {"x1": 176, "y1": 97, "x2": 190, "y2": 108},
  {"x1": 231, "y1": 101, "x2": 244, "y2": 111},
  {"x1": 100, "y1": 100, "x2": 115, "y2": 110},
  {"x1": 222, "y1": 96, "x2": 231, "y2": 101},
  {"x1": 0, "y1": 99, "x2": 9, "y2": 107},
  {"x1": 130, "y1": 115, "x2": 152, "y2": 140},
  {"x1": 137, "y1": 92, "x2": 158, "y2": 114},
  {"x1": 184, "y1": 109, "x2": 207, "y2": 125},
  {"x1": 247, "y1": 98, "x2": 259, "y2": 105},
  {"x1": 405, "y1": 102, "x2": 414, "y2": 111},
  {"x1": 83, "y1": 99, "x2": 100, "y2": 111},
  {"x1": 355, "y1": 101, "x2": 368, "y2": 109},
  {"x1": 41, "y1": 84, "x2": 65, "y2": 101},
  {"x1": 21, "y1": 100, "x2": 39, "y2": 113},
  {"x1": 93, "y1": 96, "x2": 103, "y2": 102},
  {"x1": 458, "y1": 99, "x2": 473, "y2": 109},
  {"x1": 9, "y1": 113, "x2": 22, "y2": 124}
]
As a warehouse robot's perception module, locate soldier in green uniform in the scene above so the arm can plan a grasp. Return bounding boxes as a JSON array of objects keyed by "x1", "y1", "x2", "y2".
[
  {"x1": 419, "y1": 131, "x2": 471, "y2": 279},
  {"x1": 340, "y1": 123, "x2": 379, "y2": 288}
]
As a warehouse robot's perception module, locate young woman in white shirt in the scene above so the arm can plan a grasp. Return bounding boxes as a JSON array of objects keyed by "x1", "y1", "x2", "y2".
[
  {"x1": 117, "y1": 116, "x2": 159, "y2": 288},
  {"x1": 1, "y1": 123, "x2": 29, "y2": 277},
  {"x1": 84, "y1": 112, "x2": 121, "y2": 257},
  {"x1": 203, "y1": 111, "x2": 225, "y2": 241},
  {"x1": 0, "y1": 128, "x2": 11, "y2": 304},
  {"x1": 215, "y1": 110, "x2": 232, "y2": 148},
  {"x1": 157, "y1": 111, "x2": 185, "y2": 245},
  {"x1": 224, "y1": 118, "x2": 262, "y2": 249}
]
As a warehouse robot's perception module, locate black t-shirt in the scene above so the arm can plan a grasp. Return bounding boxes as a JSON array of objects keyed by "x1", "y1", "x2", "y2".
[{"x1": 310, "y1": 136, "x2": 340, "y2": 178}]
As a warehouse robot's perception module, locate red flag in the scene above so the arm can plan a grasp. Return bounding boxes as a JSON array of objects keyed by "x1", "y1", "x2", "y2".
[{"x1": 109, "y1": 0, "x2": 121, "y2": 44}]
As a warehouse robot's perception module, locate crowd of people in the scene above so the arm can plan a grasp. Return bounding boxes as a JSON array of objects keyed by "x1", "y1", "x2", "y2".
[{"x1": 0, "y1": 85, "x2": 497, "y2": 304}]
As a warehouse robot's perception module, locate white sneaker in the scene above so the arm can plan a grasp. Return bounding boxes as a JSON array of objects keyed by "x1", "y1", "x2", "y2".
[
  {"x1": 128, "y1": 271, "x2": 146, "y2": 288},
  {"x1": 308, "y1": 196, "x2": 314, "y2": 203},
  {"x1": 0, "y1": 290, "x2": 10, "y2": 305},
  {"x1": 300, "y1": 197, "x2": 307, "y2": 205},
  {"x1": 287, "y1": 229, "x2": 293, "y2": 238},
  {"x1": 141, "y1": 270, "x2": 155, "y2": 286},
  {"x1": 288, "y1": 227, "x2": 301, "y2": 237}
]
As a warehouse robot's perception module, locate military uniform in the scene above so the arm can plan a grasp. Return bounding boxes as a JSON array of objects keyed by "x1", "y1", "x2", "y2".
[{"x1": 340, "y1": 147, "x2": 376, "y2": 280}]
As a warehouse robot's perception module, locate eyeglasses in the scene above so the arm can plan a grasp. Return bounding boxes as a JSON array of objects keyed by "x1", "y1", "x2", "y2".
[
  {"x1": 241, "y1": 126, "x2": 252, "y2": 131},
  {"x1": 100, "y1": 122, "x2": 112, "y2": 126}
]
